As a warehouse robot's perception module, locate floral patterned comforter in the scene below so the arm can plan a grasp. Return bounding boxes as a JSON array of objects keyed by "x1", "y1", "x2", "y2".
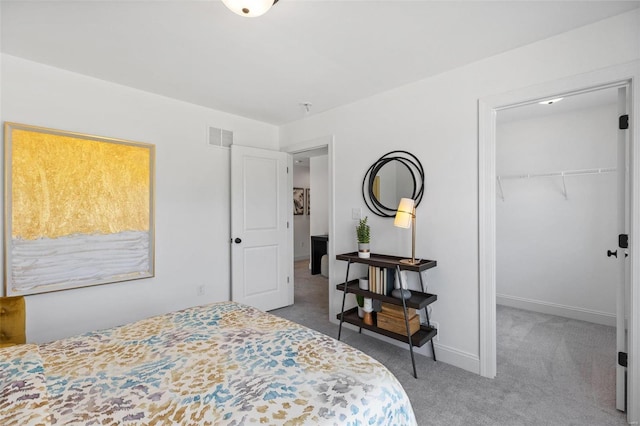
[{"x1": 1, "y1": 302, "x2": 416, "y2": 425}]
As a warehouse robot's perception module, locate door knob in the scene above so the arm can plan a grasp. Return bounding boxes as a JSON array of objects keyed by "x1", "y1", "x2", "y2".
[
  {"x1": 607, "y1": 249, "x2": 618, "y2": 258},
  {"x1": 234, "y1": 238, "x2": 242, "y2": 244}
]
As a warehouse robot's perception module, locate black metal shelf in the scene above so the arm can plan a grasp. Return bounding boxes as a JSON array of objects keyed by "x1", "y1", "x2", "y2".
[
  {"x1": 336, "y1": 280, "x2": 437, "y2": 310},
  {"x1": 337, "y1": 307, "x2": 437, "y2": 347},
  {"x1": 336, "y1": 251, "x2": 438, "y2": 379},
  {"x1": 336, "y1": 252, "x2": 437, "y2": 272}
]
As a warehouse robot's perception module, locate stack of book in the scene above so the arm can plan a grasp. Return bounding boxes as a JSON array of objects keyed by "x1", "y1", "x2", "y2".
[{"x1": 367, "y1": 266, "x2": 395, "y2": 296}]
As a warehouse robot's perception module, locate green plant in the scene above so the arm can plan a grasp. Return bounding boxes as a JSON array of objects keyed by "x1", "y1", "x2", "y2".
[
  {"x1": 356, "y1": 294, "x2": 364, "y2": 307},
  {"x1": 356, "y1": 216, "x2": 370, "y2": 244}
]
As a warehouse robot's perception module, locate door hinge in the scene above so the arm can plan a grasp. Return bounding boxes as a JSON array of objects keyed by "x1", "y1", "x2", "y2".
[
  {"x1": 287, "y1": 276, "x2": 290, "y2": 283},
  {"x1": 287, "y1": 166, "x2": 289, "y2": 173},
  {"x1": 619, "y1": 234, "x2": 629, "y2": 249},
  {"x1": 619, "y1": 114, "x2": 629, "y2": 130},
  {"x1": 287, "y1": 221, "x2": 289, "y2": 229},
  {"x1": 618, "y1": 351, "x2": 628, "y2": 367}
]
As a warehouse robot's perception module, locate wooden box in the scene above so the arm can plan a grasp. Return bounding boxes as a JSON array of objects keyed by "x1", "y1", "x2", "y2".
[
  {"x1": 380, "y1": 302, "x2": 417, "y2": 319},
  {"x1": 377, "y1": 309, "x2": 421, "y2": 336}
]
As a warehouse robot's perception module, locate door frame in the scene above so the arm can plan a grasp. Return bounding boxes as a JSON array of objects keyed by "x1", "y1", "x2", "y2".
[
  {"x1": 283, "y1": 135, "x2": 336, "y2": 321},
  {"x1": 478, "y1": 61, "x2": 639, "y2": 423}
]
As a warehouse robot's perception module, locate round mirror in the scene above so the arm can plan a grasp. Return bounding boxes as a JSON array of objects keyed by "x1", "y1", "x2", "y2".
[{"x1": 362, "y1": 151, "x2": 424, "y2": 217}]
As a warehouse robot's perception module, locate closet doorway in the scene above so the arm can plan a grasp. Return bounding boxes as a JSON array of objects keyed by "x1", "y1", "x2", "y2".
[{"x1": 495, "y1": 85, "x2": 627, "y2": 415}]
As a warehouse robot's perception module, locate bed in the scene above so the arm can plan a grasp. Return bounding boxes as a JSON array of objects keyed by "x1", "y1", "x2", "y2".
[{"x1": 1, "y1": 301, "x2": 416, "y2": 425}]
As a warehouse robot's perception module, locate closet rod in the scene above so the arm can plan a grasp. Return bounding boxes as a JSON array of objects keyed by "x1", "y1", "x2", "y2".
[
  {"x1": 496, "y1": 167, "x2": 616, "y2": 201},
  {"x1": 497, "y1": 167, "x2": 616, "y2": 181}
]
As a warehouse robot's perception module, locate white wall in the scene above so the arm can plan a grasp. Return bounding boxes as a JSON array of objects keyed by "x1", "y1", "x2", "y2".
[
  {"x1": 1, "y1": 54, "x2": 278, "y2": 343},
  {"x1": 496, "y1": 103, "x2": 619, "y2": 326},
  {"x1": 279, "y1": 10, "x2": 640, "y2": 373},
  {"x1": 310, "y1": 155, "x2": 329, "y2": 237},
  {"x1": 293, "y1": 164, "x2": 310, "y2": 260}
]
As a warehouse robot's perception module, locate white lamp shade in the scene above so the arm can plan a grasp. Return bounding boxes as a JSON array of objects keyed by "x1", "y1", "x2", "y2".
[
  {"x1": 394, "y1": 198, "x2": 415, "y2": 228},
  {"x1": 221, "y1": 0, "x2": 274, "y2": 17}
]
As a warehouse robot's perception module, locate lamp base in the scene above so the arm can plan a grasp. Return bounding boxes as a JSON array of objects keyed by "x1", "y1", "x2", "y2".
[
  {"x1": 399, "y1": 258, "x2": 419, "y2": 265},
  {"x1": 392, "y1": 288, "x2": 412, "y2": 299}
]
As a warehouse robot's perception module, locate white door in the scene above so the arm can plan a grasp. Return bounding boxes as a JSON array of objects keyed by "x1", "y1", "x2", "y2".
[
  {"x1": 616, "y1": 85, "x2": 630, "y2": 411},
  {"x1": 230, "y1": 145, "x2": 293, "y2": 311}
]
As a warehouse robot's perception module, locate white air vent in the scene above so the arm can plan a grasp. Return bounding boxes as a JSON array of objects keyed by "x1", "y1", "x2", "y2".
[{"x1": 208, "y1": 126, "x2": 233, "y2": 148}]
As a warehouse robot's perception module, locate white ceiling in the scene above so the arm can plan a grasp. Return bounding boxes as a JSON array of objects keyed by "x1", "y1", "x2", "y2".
[
  {"x1": 293, "y1": 146, "x2": 328, "y2": 166},
  {"x1": 2, "y1": 1, "x2": 638, "y2": 125},
  {"x1": 497, "y1": 86, "x2": 620, "y2": 123}
]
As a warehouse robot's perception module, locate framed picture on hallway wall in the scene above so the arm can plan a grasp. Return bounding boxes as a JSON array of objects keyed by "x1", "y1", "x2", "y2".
[
  {"x1": 293, "y1": 187, "x2": 304, "y2": 215},
  {"x1": 4, "y1": 122, "x2": 156, "y2": 296},
  {"x1": 306, "y1": 188, "x2": 310, "y2": 215}
]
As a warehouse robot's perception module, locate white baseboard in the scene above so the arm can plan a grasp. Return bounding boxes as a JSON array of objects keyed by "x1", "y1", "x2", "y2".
[
  {"x1": 497, "y1": 293, "x2": 616, "y2": 327},
  {"x1": 294, "y1": 255, "x2": 310, "y2": 262},
  {"x1": 431, "y1": 342, "x2": 480, "y2": 374}
]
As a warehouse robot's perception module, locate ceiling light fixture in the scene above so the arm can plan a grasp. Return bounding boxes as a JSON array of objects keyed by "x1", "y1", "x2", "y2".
[
  {"x1": 538, "y1": 97, "x2": 564, "y2": 105},
  {"x1": 221, "y1": 0, "x2": 278, "y2": 17}
]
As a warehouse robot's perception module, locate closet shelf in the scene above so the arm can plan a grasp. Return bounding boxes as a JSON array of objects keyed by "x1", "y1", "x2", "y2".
[{"x1": 496, "y1": 167, "x2": 616, "y2": 201}]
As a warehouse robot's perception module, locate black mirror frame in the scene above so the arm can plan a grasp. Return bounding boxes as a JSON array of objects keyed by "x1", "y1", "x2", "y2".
[{"x1": 362, "y1": 150, "x2": 425, "y2": 217}]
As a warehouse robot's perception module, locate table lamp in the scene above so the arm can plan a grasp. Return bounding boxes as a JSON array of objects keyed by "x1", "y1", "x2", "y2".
[
  {"x1": 393, "y1": 198, "x2": 417, "y2": 299},
  {"x1": 394, "y1": 198, "x2": 417, "y2": 265}
]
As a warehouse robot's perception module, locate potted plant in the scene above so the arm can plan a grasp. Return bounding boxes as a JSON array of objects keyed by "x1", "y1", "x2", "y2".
[{"x1": 356, "y1": 216, "x2": 370, "y2": 258}]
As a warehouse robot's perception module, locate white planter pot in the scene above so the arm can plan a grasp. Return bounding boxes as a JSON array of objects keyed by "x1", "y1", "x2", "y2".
[
  {"x1": 357, "y1": 306, "x2": 364, "y2": 318},
  {"x1": 358, "y1": 243, "x2": 370, "y2": 258},
  {"x1": 358, "y1": 278, "x2": 369, "y2": 290}
]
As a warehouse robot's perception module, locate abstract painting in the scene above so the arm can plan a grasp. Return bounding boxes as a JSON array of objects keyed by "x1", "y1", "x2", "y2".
[
  {"x1": 293, "y1": 187, "x2": 304, "y2": 215},
  {"x1": 4, "y1": 123, "x2": 155, "y2": 296}
]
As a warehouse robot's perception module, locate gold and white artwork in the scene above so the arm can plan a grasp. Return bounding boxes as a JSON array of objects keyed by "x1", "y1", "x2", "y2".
[{"x1": 5, "y1": 123, "x2": 155, "y2": 296}]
